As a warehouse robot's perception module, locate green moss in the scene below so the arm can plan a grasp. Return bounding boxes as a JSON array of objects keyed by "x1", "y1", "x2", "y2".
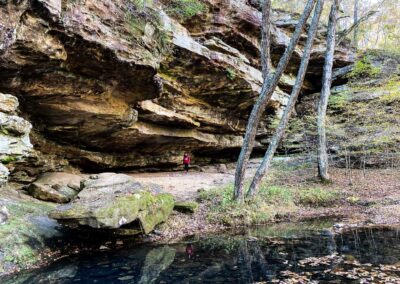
[
  {"x1": 138, "y1": 193, "x2": 174, "y2": 233},
  {"x1": 347, "y1": 56, "x2": 381, "y2": 79},
  {"x1": 125, "y1": 1, "x2": 173, "y2": 55},
  {"x1": 328, "y1": 91, "x2": 350, "y2": 109},
  {"x1": 0, "y1": 199, "x2": 56, "y2": 272},
  {"x1": 51, "y1": 191, "x2": 174, "y2": 234},
  {"x1": 225, "y1": 68, "x2": 236, "y2": 81},
  {"x1": 0, "y1": 127, "x2": 9, "y2": 135},
  {"x1": 380, "y1": 78, "x2": 400, "y2": 103},
  {"x1": 297, "y1": 188, "x2": 339, "y2": 206},
  {"x1": 164, "y1": 0, "x2": 206, "y2": 20},
  {"x1": 0, "y1": 155, "x2": 18, "y2": 164}
]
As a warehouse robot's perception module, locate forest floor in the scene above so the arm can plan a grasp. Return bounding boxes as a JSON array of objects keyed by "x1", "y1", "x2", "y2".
[{"x1": 131, "y1": 158, "x2": 400, "y2": 242}]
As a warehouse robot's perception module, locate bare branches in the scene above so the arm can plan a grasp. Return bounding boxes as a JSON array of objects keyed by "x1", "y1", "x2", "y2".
[
  {"x1": 247, "y1": 0, "x2": 325, "y2": 197},
  {"x1": 233, "y1": 0, "x2": 317, "y2": 202},
  {"x1": 337, "y1": 9, "x2": 378, "y2": 46}
]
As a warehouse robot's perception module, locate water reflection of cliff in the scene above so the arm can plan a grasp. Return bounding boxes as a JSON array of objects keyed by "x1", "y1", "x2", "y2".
[{"x1": 2, "y1": 225, "x2": 399, "y2": 283}]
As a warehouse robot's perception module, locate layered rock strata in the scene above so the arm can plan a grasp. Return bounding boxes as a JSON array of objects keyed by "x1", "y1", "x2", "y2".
[
  {"x1": 0, "y1": 0, "x2": 354, "y2": 171},
  {"x1": 0, "y1": 93, "x2": 33, "y2": 184}
]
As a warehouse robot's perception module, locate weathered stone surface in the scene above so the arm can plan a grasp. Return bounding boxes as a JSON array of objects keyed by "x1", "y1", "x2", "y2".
[
  {"x1": 0, "y1": 163, "x2": 8, "y2": 186},
  {"x1": 0, "y1": 93, "x2": 33, "y2": 184},
  {"x1": 50, "y1": 173, "x2": 175, "y2": 234},
  {"x1": 0, "y1": 1, "x2": 354, "y2": 170},
  {"x1": 0, "y1": 93, "x2": 18, "y2": 114},
  {"x1": 27, "y1": 172, "x2": 83, "y2": 203}
]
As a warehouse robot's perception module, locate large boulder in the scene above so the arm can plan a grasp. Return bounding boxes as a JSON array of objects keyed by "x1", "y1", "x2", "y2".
[
  {"x1": 50, "y1": 173, "x2": 174, "y2": 234},
  {"x1": 27, "y1": 172, "x2": 83, "y2": 203}
]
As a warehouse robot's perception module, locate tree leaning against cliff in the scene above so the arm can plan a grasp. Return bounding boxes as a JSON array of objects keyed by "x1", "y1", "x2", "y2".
[
  {"x1": 246, "y1": 0, "x2": 325, "y2": 197},
  {"x1": 233, "y1": 0, "x2": 317, "y2": 202},
  {"x1": 317, "y1": 0, "x2": 339, "y2": 182}
]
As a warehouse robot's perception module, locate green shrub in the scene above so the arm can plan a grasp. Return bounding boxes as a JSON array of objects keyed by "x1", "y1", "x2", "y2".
[
  {"x1": 297, "y1": 188, "x2": 339, "y2": 206},
  {"x1": 347, "y1": 56, "x2": 381, "y2": 79},
  {"x1": 328, "y1": 92, "x2": 350, "y2": 109},
  {"x1": 164, "y1": 0, "x2": 206, "y2": 20}
]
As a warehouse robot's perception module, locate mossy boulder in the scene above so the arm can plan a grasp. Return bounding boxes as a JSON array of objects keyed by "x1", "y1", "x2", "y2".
[
  {"x1": 50, "y1": 173, "x2": 174, "y2": 234},
  {"x1": 174, "y1": 201, "x2": 199, "y2": 213},
  {"x1": 0, "y1": 187, "x2": 59, "y2": 276}
]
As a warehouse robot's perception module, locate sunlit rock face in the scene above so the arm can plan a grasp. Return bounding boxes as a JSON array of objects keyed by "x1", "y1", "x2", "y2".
[
  {"x1": 0, "y1": 93, "x2": 33, "y2": 184},
  {"x1": 0, "y1": 0, "x2": 354, "y2": 170}
]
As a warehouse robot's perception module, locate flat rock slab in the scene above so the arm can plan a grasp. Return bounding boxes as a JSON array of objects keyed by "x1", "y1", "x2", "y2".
[
  {"x1": 50, "y1": 173, "x2": 174, "y2": 234},
  {"x1": 27, "y1": 172, "x2": 83, "y2": 203}
]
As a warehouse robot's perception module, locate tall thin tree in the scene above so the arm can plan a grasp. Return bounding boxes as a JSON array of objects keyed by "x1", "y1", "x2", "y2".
[
  {"x1": 261, "y1": 0, "x2": 272, "y2": 80},
  {"x1": 353, "y1": 0, "x2": 359, "y2": 48},
  {"x1": 234, "y1": 0, "x2": 317, "y2": 202},
  {"x1": 317, "y1": 0, "x2": 339, "y2": 181},
  {"x1": 247, "y1": 0, "x2": 325, "y2": 197}
]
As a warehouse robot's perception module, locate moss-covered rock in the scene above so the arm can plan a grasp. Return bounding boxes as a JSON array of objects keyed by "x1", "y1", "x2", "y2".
[
  {"x1": 174, "y1": 201, "x2": 199, "y2": 213},
  {"x1": 50, "y1": 173, "x2": 174, "y2": 234},
  {"x1": 0, "y1": 187, "x2": 59, "y2": 276}
]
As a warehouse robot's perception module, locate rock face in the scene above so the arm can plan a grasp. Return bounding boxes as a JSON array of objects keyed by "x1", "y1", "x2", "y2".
[
  {"x1": 27, "y1": 172, "x2": 83, "y2": 203},
  {"x1": 0, "y1": 0, "x2": 354, "y2": 171},
  {"x1": 0, "y1": 93, "x2": 33, "y2": 185},
  {"x1": 50, "y1": 173, "x2": 174, "y2": 234}
]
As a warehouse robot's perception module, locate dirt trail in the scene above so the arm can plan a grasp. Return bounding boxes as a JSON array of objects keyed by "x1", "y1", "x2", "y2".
[
  {"x1": 128, "y1": 161, "x2": 261, "y2": 201},
  {"x1": 128, "y1": 171, "x2": 233, "y2": 201}
]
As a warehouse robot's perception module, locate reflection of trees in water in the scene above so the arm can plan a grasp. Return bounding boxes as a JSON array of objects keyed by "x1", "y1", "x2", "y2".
[
  {"x1": 336, "y1": 227, "x2": 400, "y2": 264},
  {"x1": 3, "y1": 227, "x2": 399, "y2": 283},
  {"x1": 139, "y1": 246, "x2": 176, "y2": 284},
  {"x1": 238, "y1": 240, "x2": 253, "y2": 284}
]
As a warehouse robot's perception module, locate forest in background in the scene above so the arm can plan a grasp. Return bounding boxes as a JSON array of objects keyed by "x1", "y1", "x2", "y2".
[{"x1": 272, "y1": 0, "x2": 399, "y2": 51}]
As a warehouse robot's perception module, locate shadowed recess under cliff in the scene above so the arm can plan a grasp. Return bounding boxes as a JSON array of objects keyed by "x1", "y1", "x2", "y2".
[{"x1": 0, "y1": 0, "x2": 354, "y2": 171}]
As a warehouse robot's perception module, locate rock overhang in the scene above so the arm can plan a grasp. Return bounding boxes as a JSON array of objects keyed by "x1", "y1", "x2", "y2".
[{"x1": 0, "y1": 0, "x2": 355, "y2": 170}]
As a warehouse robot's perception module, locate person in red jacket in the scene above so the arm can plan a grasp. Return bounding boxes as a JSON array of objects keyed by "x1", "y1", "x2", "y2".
[{"x1": 183, "y1": 153, "x2": 191, "y2": 173}]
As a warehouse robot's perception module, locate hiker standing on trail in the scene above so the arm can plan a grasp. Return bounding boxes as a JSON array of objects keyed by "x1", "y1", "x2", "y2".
[{"x1": 183, "y1": 153, "x2": 191, "y2": 173}]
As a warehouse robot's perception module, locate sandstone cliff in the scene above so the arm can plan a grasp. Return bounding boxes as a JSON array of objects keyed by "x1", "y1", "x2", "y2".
[{"x1": 0, "y1": 0, "x2": 354, "y2": 174}]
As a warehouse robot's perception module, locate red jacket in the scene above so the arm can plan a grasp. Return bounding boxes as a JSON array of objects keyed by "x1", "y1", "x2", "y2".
[{"x1": 183, "y1": 156, "x2": 191, "y2": 164}]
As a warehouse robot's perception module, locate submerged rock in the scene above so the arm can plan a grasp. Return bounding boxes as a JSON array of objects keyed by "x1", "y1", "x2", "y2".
[
  {"x1": 138, "y1": 246, "x2": 176, "y2": 284},
  {"x1": 50, "y1": 173, "x2": 174, "y2": 234},
  {"x1": 27, "y1": 172, "x2": 83, "y2": 203}
]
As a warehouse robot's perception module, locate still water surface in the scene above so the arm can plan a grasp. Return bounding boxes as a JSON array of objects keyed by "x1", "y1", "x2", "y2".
[{"x1": 3, "y1": 222, "x2": 400, "y2": 283}]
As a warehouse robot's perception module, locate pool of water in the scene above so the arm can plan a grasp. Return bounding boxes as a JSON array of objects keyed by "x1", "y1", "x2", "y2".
[{"x1": 3, "y1": 222, "x2": 400, "y2": 283}]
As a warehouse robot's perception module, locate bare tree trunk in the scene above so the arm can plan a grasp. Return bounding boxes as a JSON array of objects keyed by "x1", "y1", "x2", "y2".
[
  {"x1": 261, "y1": 0, "x2": 272, "y2": 80},
  {"x1": 317, "y1": 0, "x2": 338, "y2": 182},
  {"x1": 353, "y1": 0, "x2": 359, "y2": 48},
  {"x1": 233, "y1": 0, "x2": 317, "y2": 201},
  {"x1": 247, "y1": 0, "x2": 325, "y2": 197}
]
